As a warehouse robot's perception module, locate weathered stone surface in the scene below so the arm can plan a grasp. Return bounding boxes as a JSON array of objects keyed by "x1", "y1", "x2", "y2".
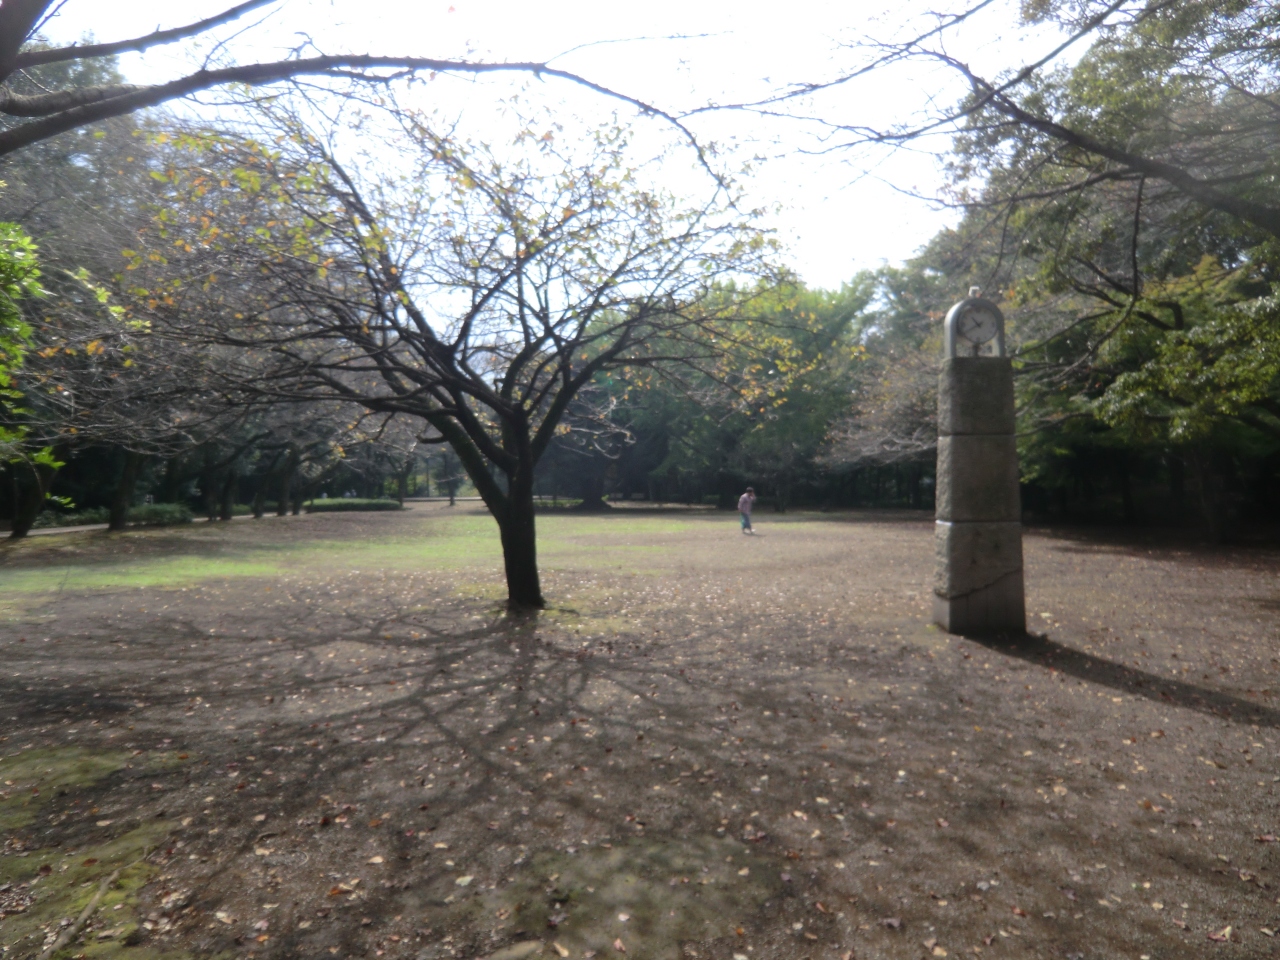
[
  {"x1": 932, "y1": 566, "x2": 1025, "y2": 635},
  {"x1": 938, "y1": 357, "x2": 1015, "y2": 436},
  {"x1": 935, "y1": 435, "x2": 1021, "y2": 522},
  {"x1": 934, "y1": 520, "x2": 1023, "y2": 597}
]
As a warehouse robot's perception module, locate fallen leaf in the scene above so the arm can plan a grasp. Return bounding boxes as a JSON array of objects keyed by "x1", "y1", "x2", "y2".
[
  {"x1": 367, "y1": 856, "x2": 384, "y2": 864},
  {"x1": 618, "y1": 913, "x2": 630, "y2": 922},
  {"x1": 614, "y1": 937, "x2": 627, "y2": 953},
  {"x1": 455, "y1": 875, "x2": 473, "y2": 886},
  {"x1": 738, "y1": 867, "x2": 750, "y2": 876},
  {"x1": 553, "y1": 943, "x2": 569, "y2": 958},
  {"x1": 1207, "y1": 925, "x2": 1232, "y2": 943}
]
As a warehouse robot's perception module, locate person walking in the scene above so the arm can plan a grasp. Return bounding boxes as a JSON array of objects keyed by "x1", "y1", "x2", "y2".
[{"x1": 738, "y1": 486, "x2": 756, "y2": 534}]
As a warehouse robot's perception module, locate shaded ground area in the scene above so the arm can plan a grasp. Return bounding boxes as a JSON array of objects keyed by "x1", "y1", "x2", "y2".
[{"x1": 0, "y1": 505, "x2": 1277, "y2": 960}]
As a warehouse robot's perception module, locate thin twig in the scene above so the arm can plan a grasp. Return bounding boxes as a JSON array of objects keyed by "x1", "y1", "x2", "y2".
[{"x1": 37, "y1": 864, "x2": 124, "y2": 960}]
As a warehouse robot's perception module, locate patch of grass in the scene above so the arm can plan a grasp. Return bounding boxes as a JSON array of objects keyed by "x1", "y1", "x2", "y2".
[
  {"x1": 0, "y1": 557, "x2": 287, "y2": 596},
  {"x1": 0, "y1": 508, "x2": 727, "y2": 607}
]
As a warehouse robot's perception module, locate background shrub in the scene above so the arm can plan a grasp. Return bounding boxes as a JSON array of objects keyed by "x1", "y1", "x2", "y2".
[
  {"x1": 31, "y1": 507, "x2": 109, "y2": 528},
  {"x1": 31, "y1": 503, "x2": 194, "y2": 528},
  {"x1": 129, "y1": 503, "x2": 194, "y2": 526},
  {"x1": 305, "y1": 498, "x2": 403, "y2": 513}
]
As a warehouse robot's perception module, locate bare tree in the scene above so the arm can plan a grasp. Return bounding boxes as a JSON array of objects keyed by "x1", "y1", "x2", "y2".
[{"x1": 127, "y1": 109, "x2": 773, "y2": 606}]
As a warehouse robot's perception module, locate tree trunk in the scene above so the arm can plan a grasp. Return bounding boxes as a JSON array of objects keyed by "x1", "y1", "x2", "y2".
[
  {"x1": 157, "y1": 456, "x2": 183, "y2": 504},
  {"x1": 1169, "y1": 453, "x2": 1185, "y2": 515},
  {"x1": 497, "y1": 480, "x2": 544, "y2": 608},
  {"x1": 108, "y1": 450, "x2": 145, "y2": 532},
  {"x1": 1190, "y1": 450, "x2": 1226, "y2": 541},
  {"x1": 201, "y1": 464, "x2": 220, "y2": 522},
  {"x1": 9, "y1": 460, "x2": 57, "y2": 539},
  {"x1": 1118, "y1": 454, "x2": 1136, "y2": 524},
  {"x1": 219, "y1": 467, "x2": 237, "y2": 521},
  {"x1": 574, "y1": 468, "x2": 610, "y2": 511},
  {"x1": 277, "y1": 453, "x2": 298, "y2": 516}
]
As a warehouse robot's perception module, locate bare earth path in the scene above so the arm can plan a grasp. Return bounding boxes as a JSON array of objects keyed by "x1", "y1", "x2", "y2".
[{"x1": 0, "y1": 505, "x2": 1277, "y2": 960}]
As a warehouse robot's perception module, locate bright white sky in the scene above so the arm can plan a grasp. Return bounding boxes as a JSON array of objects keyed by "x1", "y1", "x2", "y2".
[{"x1": 42, "y1": 0, "x2": 1068, "y2": 289}]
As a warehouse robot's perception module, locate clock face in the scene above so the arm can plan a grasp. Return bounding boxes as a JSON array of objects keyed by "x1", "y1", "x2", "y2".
[{"x1": 957, "y1": 304, "x2": 1000, "y2": 344}]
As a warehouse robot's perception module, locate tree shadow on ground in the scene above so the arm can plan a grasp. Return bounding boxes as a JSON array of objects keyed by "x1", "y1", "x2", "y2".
[
  {"x1": 6, "y1": 506, "x2": 1277, "y2": 960},
  {"x1": 1028, "y1": 522, "x2": 1280, "y2": 561}
]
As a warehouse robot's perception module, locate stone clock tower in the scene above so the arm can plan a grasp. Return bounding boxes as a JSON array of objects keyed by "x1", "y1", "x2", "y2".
[{"x1": 933, "y1": 288, "x2": 1026, "y2": 635}]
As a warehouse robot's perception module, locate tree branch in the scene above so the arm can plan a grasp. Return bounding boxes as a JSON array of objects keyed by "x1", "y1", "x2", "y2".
[
  {"x1": 0, "y1": 51, "x2": 720, "y2": 186},
  {"x1": 972, "y1": 78, "x2": 1280, "y2": 240},
  {"x1": 7, "y1": 0, "x2": 278, "y2": 75}
]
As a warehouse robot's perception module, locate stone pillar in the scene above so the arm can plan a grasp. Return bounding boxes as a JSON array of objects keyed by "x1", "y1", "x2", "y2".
[{"x1": 933, "y1": 356, "x2": 1025, "y2": 634}]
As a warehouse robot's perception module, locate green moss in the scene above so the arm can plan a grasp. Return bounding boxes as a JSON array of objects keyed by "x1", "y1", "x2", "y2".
[
  {"x1": 0, "y1": 747, "x2": 130, "y2": 830},
  {"x1": 0, "y1": 746, "x2": 191, "y2": 960}
]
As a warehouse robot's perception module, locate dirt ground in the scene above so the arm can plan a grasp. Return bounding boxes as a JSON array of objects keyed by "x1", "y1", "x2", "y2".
[{"x1": 0, "y1": 504, "x2": 1277, "y2": 960}]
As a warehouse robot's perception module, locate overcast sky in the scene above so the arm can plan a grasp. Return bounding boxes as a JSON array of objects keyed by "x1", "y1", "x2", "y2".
[{"x1": 42, "y1": 1, "x2": 1066, "y2": 290}]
